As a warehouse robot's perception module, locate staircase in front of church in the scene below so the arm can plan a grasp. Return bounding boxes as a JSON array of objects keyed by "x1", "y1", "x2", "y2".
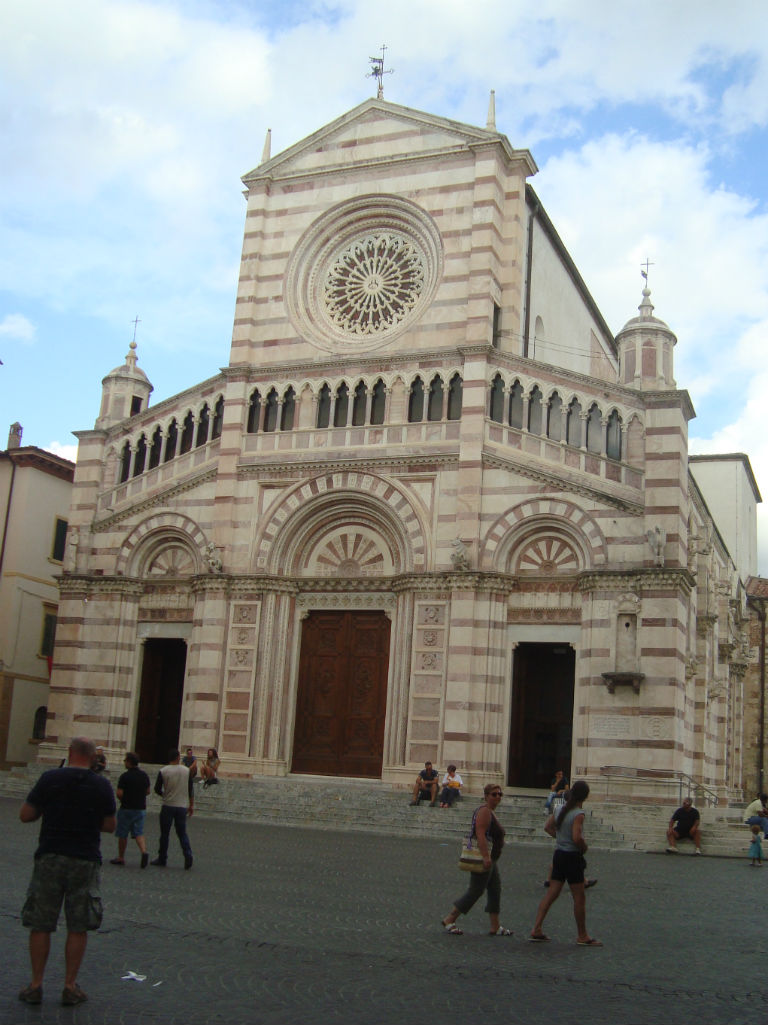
[{"x1": 0, "y1": 767, "x2": 754, "y2": 856}]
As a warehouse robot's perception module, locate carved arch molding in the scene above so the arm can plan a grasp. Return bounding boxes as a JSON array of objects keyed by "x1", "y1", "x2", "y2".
[{"x1": 256, "y1": 472, "x2": 428, "y2": 575}]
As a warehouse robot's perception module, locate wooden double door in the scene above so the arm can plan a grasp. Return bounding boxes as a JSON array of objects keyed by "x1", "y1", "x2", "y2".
[{"x1": 291, "y1": 610, "x2": 391, "y2": 778}]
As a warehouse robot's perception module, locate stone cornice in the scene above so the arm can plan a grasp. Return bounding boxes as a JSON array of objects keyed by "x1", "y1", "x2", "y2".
[
  {"x1": 578, "y1": 567, "x2": 695, "y2": 596},
  {"x1": 237, "y1": 453, "x2": 459, "y2": 479},
  {"x1": 58, "y1": 576, "x2": 144, "y2": 599},
  {"x1": 482, "y1": 451, "x2": 644, "y2": 514},
  {"x1": 92, "y1": 468, "x2": 218, "y2": 532},
  {"x1": 222, "y1": 345, "x2": 480, "y2": 382},
  {"x1": 57, "y1": 570, "x2": 521, "y2": 599}
]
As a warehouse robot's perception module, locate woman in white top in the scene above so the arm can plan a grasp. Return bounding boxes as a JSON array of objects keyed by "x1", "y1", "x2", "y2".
[{"x1": 439, "y1": 765, "x2": 463, "y2": 807}]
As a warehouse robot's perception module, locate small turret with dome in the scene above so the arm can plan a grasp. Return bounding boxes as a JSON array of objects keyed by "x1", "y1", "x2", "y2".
[
  {"x1": 96, "y1": 340, "x2": 153, "y2": 429},
  {"x1": 616, "y1": 275, "x2": 677, "y2": 391}
]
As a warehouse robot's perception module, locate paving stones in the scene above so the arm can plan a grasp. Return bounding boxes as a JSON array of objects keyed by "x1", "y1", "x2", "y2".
[{"x1": 1, "y1": 796, "x2": 765, "y2": 1024}]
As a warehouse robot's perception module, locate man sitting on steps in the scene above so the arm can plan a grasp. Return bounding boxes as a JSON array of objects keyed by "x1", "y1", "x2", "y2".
[
  {"x1": 409, "y1": 761, "x2": 439, "y2": 807},
  {"x1": 666, "y1": 796, "x2": 702, "y2": 854}
]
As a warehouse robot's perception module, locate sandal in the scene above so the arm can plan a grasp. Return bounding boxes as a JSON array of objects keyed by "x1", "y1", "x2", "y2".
[
  {"x1": 442, "y1": 919, "x2": 463, "y2": 934},
  {"x1": 576, "y1": 938, "x2": 603, "y2": 947},
  {"x1": 528, "y1": 933, "x2": 550, "y2": 942},
  {"x1": 490, "y1": 927, "x2": 513, "y2": 936}
]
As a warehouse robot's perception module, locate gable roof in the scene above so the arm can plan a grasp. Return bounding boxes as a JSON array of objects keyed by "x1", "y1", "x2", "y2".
[{"x1": 242, "y1": 98, "x2": 537, "y2": 185}]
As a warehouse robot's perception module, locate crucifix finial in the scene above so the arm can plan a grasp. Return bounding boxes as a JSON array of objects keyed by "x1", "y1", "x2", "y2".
[
  {"x1": 131, "y1": 315, "x2": 141, "y2": 343},
  {"x1": 640, "y1": 258, "x2": 655, "y2": 288},
  {"x1": 367, "y1": 45, "x2": 393, "y2": 99}
]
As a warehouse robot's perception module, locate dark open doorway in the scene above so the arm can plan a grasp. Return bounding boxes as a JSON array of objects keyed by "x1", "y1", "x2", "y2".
[
  {"x1": 292, "y1": 610, "x2": 390, "y2": 778},
  {"x1": 134, "y1": 638, "x2": 187, "y2": 764},
  {"x1": 508, "y1": 642, "x2": 575, "y2": 788}
]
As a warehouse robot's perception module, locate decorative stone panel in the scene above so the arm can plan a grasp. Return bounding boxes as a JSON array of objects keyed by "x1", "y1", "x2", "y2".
[
  {"x1": 408, "y1": 600, "x2": 449, "y2": 763},
  {"x1": 221, "y1": 602, "x2": 261, "y2": 756}
]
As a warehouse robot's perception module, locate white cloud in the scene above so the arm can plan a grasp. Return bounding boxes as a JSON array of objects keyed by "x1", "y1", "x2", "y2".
[
  {"x1": 47, "y1": 441, "x2": 78, "y2": 463},
  {"x1": 0, "y1": 314, "x2": 36, "y2": 342},
  {"x1": 533, "y1": 133, "x2": 768, "y2": 403}
]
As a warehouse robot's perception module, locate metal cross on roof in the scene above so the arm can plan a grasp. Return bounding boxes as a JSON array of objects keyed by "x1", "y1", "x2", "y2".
[{"x1": 367, "y1": 45, "x2": 394, "y2": 99}]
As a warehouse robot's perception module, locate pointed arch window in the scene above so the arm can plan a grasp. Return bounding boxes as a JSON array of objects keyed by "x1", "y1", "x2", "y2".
[
  {"x1": 528, "y1": 386, "x2": 543, "y2": 435},
  {"x1": 316, "y1": 384, "x2": 331, "y2": 428},
  {"x1": 263, "y1": 389, "x2": 279, "y2": 432},
  {"x1": 547, "y1": 392, "x2": 563, "y2": 441},
  {"x1": 164, "y1": 420, "x2": 178, "y2": 461},
  {"x1": 427, "y1": 375, "x2": 444, "y2": 422},
  {"x1": 370, "y1": 379, "x2": 386, "y2": 425},
  {"x1": 211, "y1": 396, "x2": 224, "y2": 439},
  {"x1": 281, "y1": 387, "x2": 296, "y2": 431},
  {"x1": 447, "y1": 373, "x2": 463, "y2": 420},
  {"x1": 586, "y1": 403, "x2": 603, "y2": 454},
  {"x1": 408, "y1": 377, "x2": 424, "y2": 422},
  {"x1": 196, "y1": 404, "x2": 210, "y2": 447},
  {"x1": 606, "y1": 410, "x2": 622, "y2": 460},
  {"x1": 508, "y1": 381, "x2": 523, "y2": 428},
  {"x1": 566, "y1": 399, "x2": 582, "y2": 447},
  {"x1": 180, "y1": 411, "x2": 194, "y2": 454},
  {"x1": 32, "y1": 705, "x2": 48, "y2": 741},
  {"x1": 119, "y1": 441, "x2": 132, "y2": 483},
  {"x1": 132, "y1": 434, "x2": 147, "y2": 476},
  {"x1": 148, "y1": 426, "x2": 163, "y2": 469},
  {"x1": 333, "y1": 382, "x2": 349, "y2": 427},
  {"x1": 247, "y1": 389, "x2": 261, "y2": 433},
  {"x1": 489, "y1": 374, "x2": 504, "y2": 422},
  {"x1": 352, "y1": 381, "x2": 367, "y2": 427}
]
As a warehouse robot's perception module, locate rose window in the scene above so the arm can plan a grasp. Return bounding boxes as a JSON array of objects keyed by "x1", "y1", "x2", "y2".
[
  {"x1": 285, "y1": 196, "x2": 443, "y2": 352},
  {"x1": 324, "y1": 233, "x2": 425, "y2": 335}
]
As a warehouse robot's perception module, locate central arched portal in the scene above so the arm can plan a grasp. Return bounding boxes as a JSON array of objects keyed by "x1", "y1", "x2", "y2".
[{"x1": 291, "y1": 610, "x2": 391, "y2": 778}]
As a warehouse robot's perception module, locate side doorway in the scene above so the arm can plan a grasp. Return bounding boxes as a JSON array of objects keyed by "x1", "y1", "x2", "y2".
[
  {"x1": 508, "y1": 642, "x2": 575, "y2": 788},
  {"x1": 134, "y1": 638, "x2": 187, "y2": 763}
]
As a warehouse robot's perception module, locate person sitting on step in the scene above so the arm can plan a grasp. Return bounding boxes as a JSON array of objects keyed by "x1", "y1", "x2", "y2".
[
  {"x1": 439, "y1": 765, "x2": 463, "y2": 807},
  {"x1": 410, "y1": 761, "x2": 439, "y2": 806},
  {"x1": 666, "y1": 796, "x2": 702, "y2": 854}
]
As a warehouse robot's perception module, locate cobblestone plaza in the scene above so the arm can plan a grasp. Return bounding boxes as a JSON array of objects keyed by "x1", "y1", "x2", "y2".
[{"x1": 1, "y1": 796, "x2": 765, "y2": 1024}]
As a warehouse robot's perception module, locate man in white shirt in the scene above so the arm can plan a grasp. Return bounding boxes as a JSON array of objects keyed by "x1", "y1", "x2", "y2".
[{"x1": 151, "y1": 749, "x2": 194, "y2": 870}]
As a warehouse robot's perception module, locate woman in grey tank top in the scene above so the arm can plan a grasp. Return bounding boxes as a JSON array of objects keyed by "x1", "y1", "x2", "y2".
[{"x1": 529, "y1": 781, "x2": 602, "y2": 947}]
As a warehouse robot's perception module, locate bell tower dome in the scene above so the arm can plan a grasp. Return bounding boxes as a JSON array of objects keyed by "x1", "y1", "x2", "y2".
[
  {"x1": 96, "y1": 341, "x2": 153, "y2": 428},
  {"x1": 616, "y1": 285, "x2": 677, "y2": 391}
]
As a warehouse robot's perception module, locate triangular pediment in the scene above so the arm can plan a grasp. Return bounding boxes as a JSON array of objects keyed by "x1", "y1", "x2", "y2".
[{"x1": 243, "y1": 99, "x2": 535, "y2": 184}]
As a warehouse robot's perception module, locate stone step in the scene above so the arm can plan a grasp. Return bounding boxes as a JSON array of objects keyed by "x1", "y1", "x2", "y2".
[
  {"x1": 5, "y1": 766, "x2": 754, "y2": 856},
  {"x1": 0, "y1": 767, "x2": 626, "y2": 850}
]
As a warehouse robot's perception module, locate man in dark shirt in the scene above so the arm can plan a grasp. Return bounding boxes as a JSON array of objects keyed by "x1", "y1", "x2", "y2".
[
  {"x1": 409, "y1": 761, "x2": 439, "y2": 806},
  {"x1": 18, "y1": 736, "x2": 116, "y2": 1006},
  {"x1": 666, "y1": 796, "x2": 702, "y2": 854},
  {"x1": 182, "y1": 746, "x2": 198, "y2": 778},
  {"x1": 110, "y1": 752, "x2": 151, "y2": 868}
]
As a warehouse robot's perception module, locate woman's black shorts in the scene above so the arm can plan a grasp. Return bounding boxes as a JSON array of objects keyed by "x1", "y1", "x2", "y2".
[{"x1": 551, "y1": 849, "x2": 586, "y2": 885}]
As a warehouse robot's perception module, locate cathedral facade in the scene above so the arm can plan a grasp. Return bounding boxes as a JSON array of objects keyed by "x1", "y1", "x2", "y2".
[{"x1": 44, "y1": 99, "x2": 760, "y2": 803}]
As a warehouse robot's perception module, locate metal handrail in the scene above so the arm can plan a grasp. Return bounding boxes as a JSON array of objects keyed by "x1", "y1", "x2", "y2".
[{"x1": 599, "y1": 765, "x2": 719, "y2": 807}]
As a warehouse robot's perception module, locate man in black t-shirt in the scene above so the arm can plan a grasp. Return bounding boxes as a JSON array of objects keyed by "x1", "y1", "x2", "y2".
[
  {"x1": 18, "y1": 736, "x2": 116, "y2": 1007},
  {"x1": 666, "y1": 796, "x2": 702, "y2": 854},
  {"x1": 409, "y1": 761, "x2": 440, "y2": 806},
  {"x1": 110, "y1": 752, "x2": 151, "y2": 868}
]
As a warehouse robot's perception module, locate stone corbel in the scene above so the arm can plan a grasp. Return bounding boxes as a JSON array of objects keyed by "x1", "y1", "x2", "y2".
[{"x1": 601, "y1": 671, "x2": 644, "y2": 694}]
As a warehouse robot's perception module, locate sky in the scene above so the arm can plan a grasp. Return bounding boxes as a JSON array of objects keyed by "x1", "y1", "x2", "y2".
[{"x1": 2, "y1": 0, "x2": 768, "y2": 569}]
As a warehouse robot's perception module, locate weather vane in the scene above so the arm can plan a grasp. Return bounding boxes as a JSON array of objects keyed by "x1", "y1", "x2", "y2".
[
  {"x1": 640, "y1": 258, "x2": 655, "y2": 287},
  {"x1": 367, "y1": 45, "x2": 393, "y2": 99}
]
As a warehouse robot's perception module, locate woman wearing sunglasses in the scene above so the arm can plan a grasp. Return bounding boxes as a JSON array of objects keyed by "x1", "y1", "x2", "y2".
[{"x1": 441, "y1": 783, "x2": 512, "y2": 936}]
